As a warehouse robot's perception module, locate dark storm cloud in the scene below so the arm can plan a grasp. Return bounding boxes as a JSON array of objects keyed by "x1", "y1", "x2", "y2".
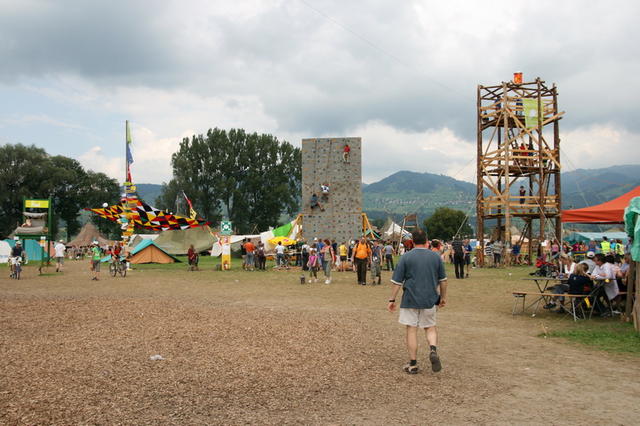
[{"x1": 1, "y1": 0, "x2": 639, "y2": 138}]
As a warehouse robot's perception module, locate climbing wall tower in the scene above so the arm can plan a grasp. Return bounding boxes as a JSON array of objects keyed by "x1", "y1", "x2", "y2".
[
  {"x1": 301, "y1": 137, "x2": 362, "y2": 243},
  {"x1": 476, "y1": 76, "x2": 563, "y2": 265}
]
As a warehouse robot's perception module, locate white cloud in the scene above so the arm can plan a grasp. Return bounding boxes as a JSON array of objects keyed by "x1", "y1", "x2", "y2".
[
  {"x1": 560, "y1": 124, "x2": 640, "y2": 172},
  {"x1": 68, "y1": 81, "x2": 279, "y2": 183},
  {"x1": 346, "y1": 121, "x2": 476, "y2": 183},
  {"x1": 77, "y1": 146, "x2": 121, "y2": 178},
  {"x1": 0, "y1": 113, "x2": 85, "y2": 130}
]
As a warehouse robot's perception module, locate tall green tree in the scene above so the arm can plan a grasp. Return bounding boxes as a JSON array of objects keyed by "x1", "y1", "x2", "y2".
[
  {"x1": 423, "y1": 207, "x2": 473, "y2": 241},
  {"x1": 49, "y1": 155, "x2": 89, "y2": 238},
  {"x1": 0, "y1": 144, "x2": 121, "y2": 240},
  {"x1": 0, "y1": 144, "x2": 55, "y2": 238},
  {"x1": 83, "y1": 171, "x2": 121, "y2": 239},
  {"x1": 165, "y1": 128, "x2": 301, "y2": 233},
  {"x1": 154, "y1": 179, "x2": 182, "y2": 213}
]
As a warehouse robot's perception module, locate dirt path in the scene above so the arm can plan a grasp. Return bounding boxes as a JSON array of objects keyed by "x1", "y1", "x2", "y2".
[{"x1": 1, "y1": 262, "x2": 638, "y2": 424}]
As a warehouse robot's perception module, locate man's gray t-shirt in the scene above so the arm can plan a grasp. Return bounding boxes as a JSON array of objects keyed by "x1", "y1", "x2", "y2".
[
  {"x1": 384, "y1": 244, "x2": 393, "y2": 256},
  {"x1": 391, "y1": 248, "x2": 446, "y2": 309}
]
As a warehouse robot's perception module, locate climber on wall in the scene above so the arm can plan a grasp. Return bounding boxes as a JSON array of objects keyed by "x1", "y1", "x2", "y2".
[
  {"x1": 310, "y1": 193, "x2": 325, "y2": 212},
  {"x1": 343, "y1": 143, "x2": 351, "y2": 163},
  {"x1": 320, "y1": 182, "x2": 330, "y2": 201}
]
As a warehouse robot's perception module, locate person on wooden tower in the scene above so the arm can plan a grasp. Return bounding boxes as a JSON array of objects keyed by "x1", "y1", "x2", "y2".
[{"x1": 343, "y1": 143, "x2": 351, "y2": 163}]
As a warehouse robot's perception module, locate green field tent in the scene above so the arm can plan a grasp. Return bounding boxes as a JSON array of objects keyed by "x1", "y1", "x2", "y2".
[
  {"x1": 563, "y1": 231, "x2": 629, "y2": 244},
  {"x1": 152, "y1": 226, "x2": 215, "y2": 255}
]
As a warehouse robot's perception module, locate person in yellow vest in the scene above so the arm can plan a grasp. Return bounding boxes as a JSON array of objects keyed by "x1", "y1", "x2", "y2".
[
  {"x1": 615, "y1": 239, "x2": 624, "y2": 256},
  {"x1": 338, "y1": 242, "x2": 348, "y2": 272},
  {"x1": 600, "y1": 237, "x2": 611, "y2": 254}
]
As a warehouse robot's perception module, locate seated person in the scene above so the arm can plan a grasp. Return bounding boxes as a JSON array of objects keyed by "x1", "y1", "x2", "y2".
[
  {"x1": 578, "y1": 251, "x2": 596, "y2": 274},
  {"x1": 546, "y1": 263, "x2": 592, "y2": 312},
  {"x1": 111, "y1": 243, "x2": 122, "y2": 259},
  {"x1": 21, "y1": 218, "x2": 32, "y2": 227},
  {"x1": 310, "y1": 193, "x2": 324, "y2": 212},
  {"x1": 590, "y1": 253, "x2": 619, "y2": 315}
]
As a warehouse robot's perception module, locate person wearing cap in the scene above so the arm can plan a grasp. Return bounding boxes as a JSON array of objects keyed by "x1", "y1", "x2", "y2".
[
  {"x1": 579, "y1": 251, "x2": 597, "y2": 274},
  {"x1": 10, "y1": 241, "x2": 26, "y2": 276},
  {"x1": 54, "y1": 240, "x2": 66, "y2": 272},
  {"x1": 11, "y1": 241, "x2": 25, "y2": 259},
  {"x1": 90, "y1": 241, "x2": 102, "y2": 281}
]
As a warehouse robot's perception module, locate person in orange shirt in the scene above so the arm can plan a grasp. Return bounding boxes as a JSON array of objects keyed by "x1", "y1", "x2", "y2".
[
  {"x1": 244, "y1": 240, "x2": 256, "y2": 271},
  {"x1": 351, "y1": 236, "x2": 372, "y2": 285}
]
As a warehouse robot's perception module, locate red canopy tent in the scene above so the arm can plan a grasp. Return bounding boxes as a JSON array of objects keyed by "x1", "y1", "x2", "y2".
[{"x1": 561, "y1": 186, "x2": 640, "y2": 224}]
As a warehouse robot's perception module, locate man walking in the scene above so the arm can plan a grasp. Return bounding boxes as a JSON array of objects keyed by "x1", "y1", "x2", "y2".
[
  {"x1": 387, "y1": 229, "x2": 448, "y2": 374},
  {"x1": 451, "y1": 235, "x2": 465, "y2": 279},
  {"x1": 54, "y1": 240, "x2": 66, "y2": 272},
  {"x1": 90, "y1": 241, "x2": 102, "y2": 281},
  {"x1": 384, "y1": 241, "x2": 395, "y2": 271}
]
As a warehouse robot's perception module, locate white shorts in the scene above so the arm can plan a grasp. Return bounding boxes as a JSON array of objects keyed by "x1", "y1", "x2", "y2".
[{"x1": 399, "y1": 307, "x2": 437, "y2": 328}]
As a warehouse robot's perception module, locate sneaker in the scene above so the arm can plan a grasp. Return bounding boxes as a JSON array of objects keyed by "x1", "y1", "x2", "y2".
[
  {"x1": 429, "y1": 350, "x2": 442, "y2": 373},
  {"x1": 543, "y1": 303, "x2": 556, "y2": 310},
  {"x1": 325, "y1": 279, "x2": 330, "y2": 284},
  {"x1": 403, "y1": 363, "x2": 419, "y2": 374}
]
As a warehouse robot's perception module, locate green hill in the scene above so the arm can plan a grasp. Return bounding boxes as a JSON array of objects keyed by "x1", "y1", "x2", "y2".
[{"x1": 363, "y1": 171, "x2": 476, "y2": 219}]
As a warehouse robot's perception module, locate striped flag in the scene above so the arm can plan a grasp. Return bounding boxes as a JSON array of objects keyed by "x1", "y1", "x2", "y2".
[
  {"x1": 183, "y1": 191, "x2": 198, "y2": 220},
  {"x1": 126, "y1": 121, "x2": 134, "y2": 165}
]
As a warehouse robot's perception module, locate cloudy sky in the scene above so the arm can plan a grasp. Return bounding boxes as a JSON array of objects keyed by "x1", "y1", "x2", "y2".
[{"x1": 1, "y1": 0, "x2": 639, "y2": 184}]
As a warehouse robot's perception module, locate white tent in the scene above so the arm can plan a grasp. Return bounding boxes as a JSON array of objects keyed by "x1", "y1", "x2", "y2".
[
  {"x1": 0, "y1": 240, "x2": 11, "y2": 263},
  {"x1": 381, "y1": 219, "x2": 411, "y2": 239}
]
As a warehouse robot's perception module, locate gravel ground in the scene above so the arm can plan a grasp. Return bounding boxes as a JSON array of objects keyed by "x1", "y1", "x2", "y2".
[{"x1": 1, "y1": 261, "x2": 639, "y2": 425}]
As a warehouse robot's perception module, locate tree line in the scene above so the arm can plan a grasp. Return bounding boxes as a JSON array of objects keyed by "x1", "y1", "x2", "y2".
[
  {"x1": 156, "y1": 128, "x2": 301, "y2": 234},
  {"x1": 0, "y1": 144, "x2": 121, "y2": 239}
]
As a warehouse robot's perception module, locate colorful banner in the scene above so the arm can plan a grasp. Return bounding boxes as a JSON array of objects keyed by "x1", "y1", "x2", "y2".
[
  {"x1": 523, "y1": 99, "x2": 540, "y2": 129},
  {"x1": 87, "y1": 198, "x2": 209, "y2": 232}
]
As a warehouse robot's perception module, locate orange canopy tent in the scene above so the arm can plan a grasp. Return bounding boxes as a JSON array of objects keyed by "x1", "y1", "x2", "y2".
[{"x1": 561, "y1": 186, "x2": 640, "y2": 224}]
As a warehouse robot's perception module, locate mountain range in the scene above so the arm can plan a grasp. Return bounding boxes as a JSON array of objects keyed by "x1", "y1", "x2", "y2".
[{"x1": 135, "y1": 164, "x2": 640, "y2": 221}]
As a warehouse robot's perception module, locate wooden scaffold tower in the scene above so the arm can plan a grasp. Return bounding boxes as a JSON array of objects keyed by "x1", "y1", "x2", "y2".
[{"x1": 476, "y1": 75, "x2": 564, "y2": 265}]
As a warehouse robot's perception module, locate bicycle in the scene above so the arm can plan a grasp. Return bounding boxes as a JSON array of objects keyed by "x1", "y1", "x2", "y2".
[
  {"x1": 109, "y1": 257, "x2": 127, "y2": 277},
  {"x1": 9, "y1": 256, "x2": 22, "y2": 280}
]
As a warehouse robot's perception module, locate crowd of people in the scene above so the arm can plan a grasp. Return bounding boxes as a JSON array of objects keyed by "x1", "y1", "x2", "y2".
[
  {"x1": 530, "y1": 236, "x2": 632, "y2": 316},
  {"x1": 240, "y1": 236, "x2": 394, "y2": 285},
  {"x1": 235, "y1": 234, "x2": 475, "y2": 287}
]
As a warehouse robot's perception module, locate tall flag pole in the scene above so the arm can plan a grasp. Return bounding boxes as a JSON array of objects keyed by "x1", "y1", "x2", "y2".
[{"x1": 122, "y1": 120, "x2": 137, "y2": 242}]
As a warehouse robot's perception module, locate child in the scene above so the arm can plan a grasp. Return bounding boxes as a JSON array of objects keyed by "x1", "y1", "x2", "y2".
[{"x1": 307, "y1": 248, "x2": 320, "y2": 283}]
